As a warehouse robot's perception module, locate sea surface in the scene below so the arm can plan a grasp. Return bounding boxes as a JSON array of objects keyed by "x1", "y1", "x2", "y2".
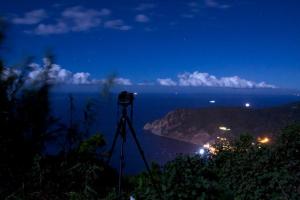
[{"x1": 50, "y1": 91, "x2": 300, "y2": 174}]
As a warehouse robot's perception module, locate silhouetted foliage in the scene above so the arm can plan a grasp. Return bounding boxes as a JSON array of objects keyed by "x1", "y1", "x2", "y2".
[
  {"x1": 131, "y1": 126, "x2": 300, "y2": 200},
  {"x1": 0, "y1": 26, "x2": 117, "y2": 199},
  {"x1": 211, "y1": 128, "x2": 300, "y2": 200},
  {"x1": 133, "y1": 157, "x2": 231, "y2": 200}
]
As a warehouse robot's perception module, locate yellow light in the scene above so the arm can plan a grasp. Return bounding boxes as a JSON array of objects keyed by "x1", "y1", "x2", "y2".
[
  {"x1": 203, "y1": 143, "x2": 217, "y2": 155},
  {"x1": 257, "y1": 137, "x2": 270, "y2": 144}
]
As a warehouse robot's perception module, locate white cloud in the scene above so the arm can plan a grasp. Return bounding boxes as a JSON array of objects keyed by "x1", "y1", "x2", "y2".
[
  {"x1": 72, "y1": 72, "x2": 92, "y2": 84},
  {"x1": 27, "y1": 60, "x2": 91, "y2": 84},
  {"x1": 104, "y1": 19, "x2": 132, "y2": 31},
  {"x1": 114, "y1": 78, "x2": 132, "y2": 85},
  {"x1": 61, "y1": 6, "x2": 107, "y2": 31},
  {"x1": 27, "y1": 6, "x2": 111, "y2": 35},
  {"x1": 12, "y1": 9, "x2": 47, "y2": 25},
  {"x1": 204, "y1": 0, "x2": 231, "y2": 9},
  {"x1": 157, "y1": 78, "x2": 177, "y2": 86},
  {"x1": 33, "y1": 21, "x2": 69, "y2": 35},
  {"x1": 177, "y1": 71, "x2": 275, "y2": 88},
  {"x1": 178, "y1": 72, "x2": 217, "y2": 87},
  {"x1": 135, "y1": 14, "x2": 150, "y2": 23},
  {"x1": 136, "y1": 3, "x2": 156, "y2": 11}
]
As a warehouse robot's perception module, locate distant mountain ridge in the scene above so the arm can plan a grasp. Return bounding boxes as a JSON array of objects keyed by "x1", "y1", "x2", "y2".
[{"x1": 144, "y1": 101, "x2": 300, "y2": 145}]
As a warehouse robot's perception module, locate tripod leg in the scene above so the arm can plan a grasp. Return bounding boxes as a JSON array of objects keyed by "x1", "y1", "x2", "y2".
[
  {"x1": 118, "y1": 132, "x2": 125, "y2": 200},
  {"x1": 106, "y1": 118, "x2": 122, "y2": 164},
  {"x1": 118, "y1": 116, "x2": 127, "y2": 200},
  {"x1": 125, "y1": 116, "x2": 164, "y2": 200}
]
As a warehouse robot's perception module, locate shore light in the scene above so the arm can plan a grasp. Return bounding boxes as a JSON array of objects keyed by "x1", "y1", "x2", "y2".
[
  {"x1": 245, "y1": 103, "x2": 251, "y2": 108},
  {"x1": 199, "y1": 148, "x2": 205, "y2": 155},
  {"x1": 257, "y1": 137, "x2": 270, "y2": 144}
]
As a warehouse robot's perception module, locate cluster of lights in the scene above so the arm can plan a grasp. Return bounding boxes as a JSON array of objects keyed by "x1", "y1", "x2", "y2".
[
  {"x1": 217, "y1": 136, "x2": 227, "y2": 141},
  {"x1": 209, "y1": 100, "x2": 216, "y2": 104},
  {"x1": 197, "y1": 136, "x2": 270, "y2": 156},
  {"x1": 216, "y1": 136, "x2": 232, "y2": 150},
  {"x1": 203, "y1": 143, "x2": 217, "y2": 155}
]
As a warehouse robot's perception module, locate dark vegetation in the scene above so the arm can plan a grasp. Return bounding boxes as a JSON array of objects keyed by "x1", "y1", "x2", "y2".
[
  {"x1": 1, "y1": 20, "x2": 300, "y2": 199},
  {"x1": 134, "y1": 128, "x2": 300, "y2": 199},
  {"x1": 0, "y1": 21, "x2": 117, "y2": 199}
]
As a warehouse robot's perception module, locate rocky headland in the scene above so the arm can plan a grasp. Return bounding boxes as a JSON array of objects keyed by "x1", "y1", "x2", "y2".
[{"x1": 144, "y1": 102, "x2": 300, "y2": 145}]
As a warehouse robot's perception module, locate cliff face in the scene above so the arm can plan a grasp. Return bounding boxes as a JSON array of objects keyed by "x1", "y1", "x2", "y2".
[{"x1": 144, "y1": 102, "x2": 300, "y2": 145}]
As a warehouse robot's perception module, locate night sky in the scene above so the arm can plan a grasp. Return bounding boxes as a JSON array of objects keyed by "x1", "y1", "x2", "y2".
[{"x1": 1, "y1": 0, "x2": 300, "y2": 89}]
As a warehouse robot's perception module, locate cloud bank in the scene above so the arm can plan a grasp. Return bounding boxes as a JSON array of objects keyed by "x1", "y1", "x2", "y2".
[
  {"x1": 3, "y1": 58, "x2": 131, "y2": 86},
  {"x1": 158, "y1": 71, "x2": 275, "y2": 88},
  {"x1": 2, "y1": 59, "x2": 275, "y2": 89},
  {"x1": 27, "y1": 59, "x2": 94, "y2": 84}
]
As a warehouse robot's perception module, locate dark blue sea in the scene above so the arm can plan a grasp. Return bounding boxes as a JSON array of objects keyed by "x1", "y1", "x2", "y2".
[{"x1": 50, "y1": 91, "x2": 300, "y2": 174}]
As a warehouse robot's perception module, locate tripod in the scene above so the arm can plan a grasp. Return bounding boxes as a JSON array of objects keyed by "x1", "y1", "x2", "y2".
[{"x1": 107, "y1": 94, "x2": 162, "y2": 200}]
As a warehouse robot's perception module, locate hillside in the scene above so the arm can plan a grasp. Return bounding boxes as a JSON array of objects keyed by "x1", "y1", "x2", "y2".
[{"x1": 144, "y1": 102, "x2": 300, "y2": 145}]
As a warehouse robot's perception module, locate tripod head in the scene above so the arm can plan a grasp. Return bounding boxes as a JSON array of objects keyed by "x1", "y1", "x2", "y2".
[{"x1": 118, "y1": 91, "x2": 134, "y2": 107}]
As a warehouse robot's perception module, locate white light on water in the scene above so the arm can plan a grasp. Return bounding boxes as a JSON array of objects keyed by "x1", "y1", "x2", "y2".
[
  {"x1": 219, "y1": 126, "x2": 231, "y2": 131},
  {"x1": 133, "y1": 92, "x2": 138, "y2": 96},
  {"x1": 209, "y1": 100, "x2": 216, "y2": 104},
  {"x1": 245, "y1": 103, "x2": 251, "y2": 108}
]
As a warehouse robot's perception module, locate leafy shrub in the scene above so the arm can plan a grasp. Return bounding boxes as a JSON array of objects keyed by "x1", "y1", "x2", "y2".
[{"x1": 133, "y1": 156, "x2": 232, "y2": 200}]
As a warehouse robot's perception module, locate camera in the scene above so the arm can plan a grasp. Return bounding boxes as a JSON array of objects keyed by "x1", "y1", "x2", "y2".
[{"x1": 118, "y1": 91, "x2": 134, "y2": 106}]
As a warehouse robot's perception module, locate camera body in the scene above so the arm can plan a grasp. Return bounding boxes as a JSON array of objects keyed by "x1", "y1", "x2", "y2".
[{"x1": 118, "y1": 91, "x2": 134, "y2": 106}]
